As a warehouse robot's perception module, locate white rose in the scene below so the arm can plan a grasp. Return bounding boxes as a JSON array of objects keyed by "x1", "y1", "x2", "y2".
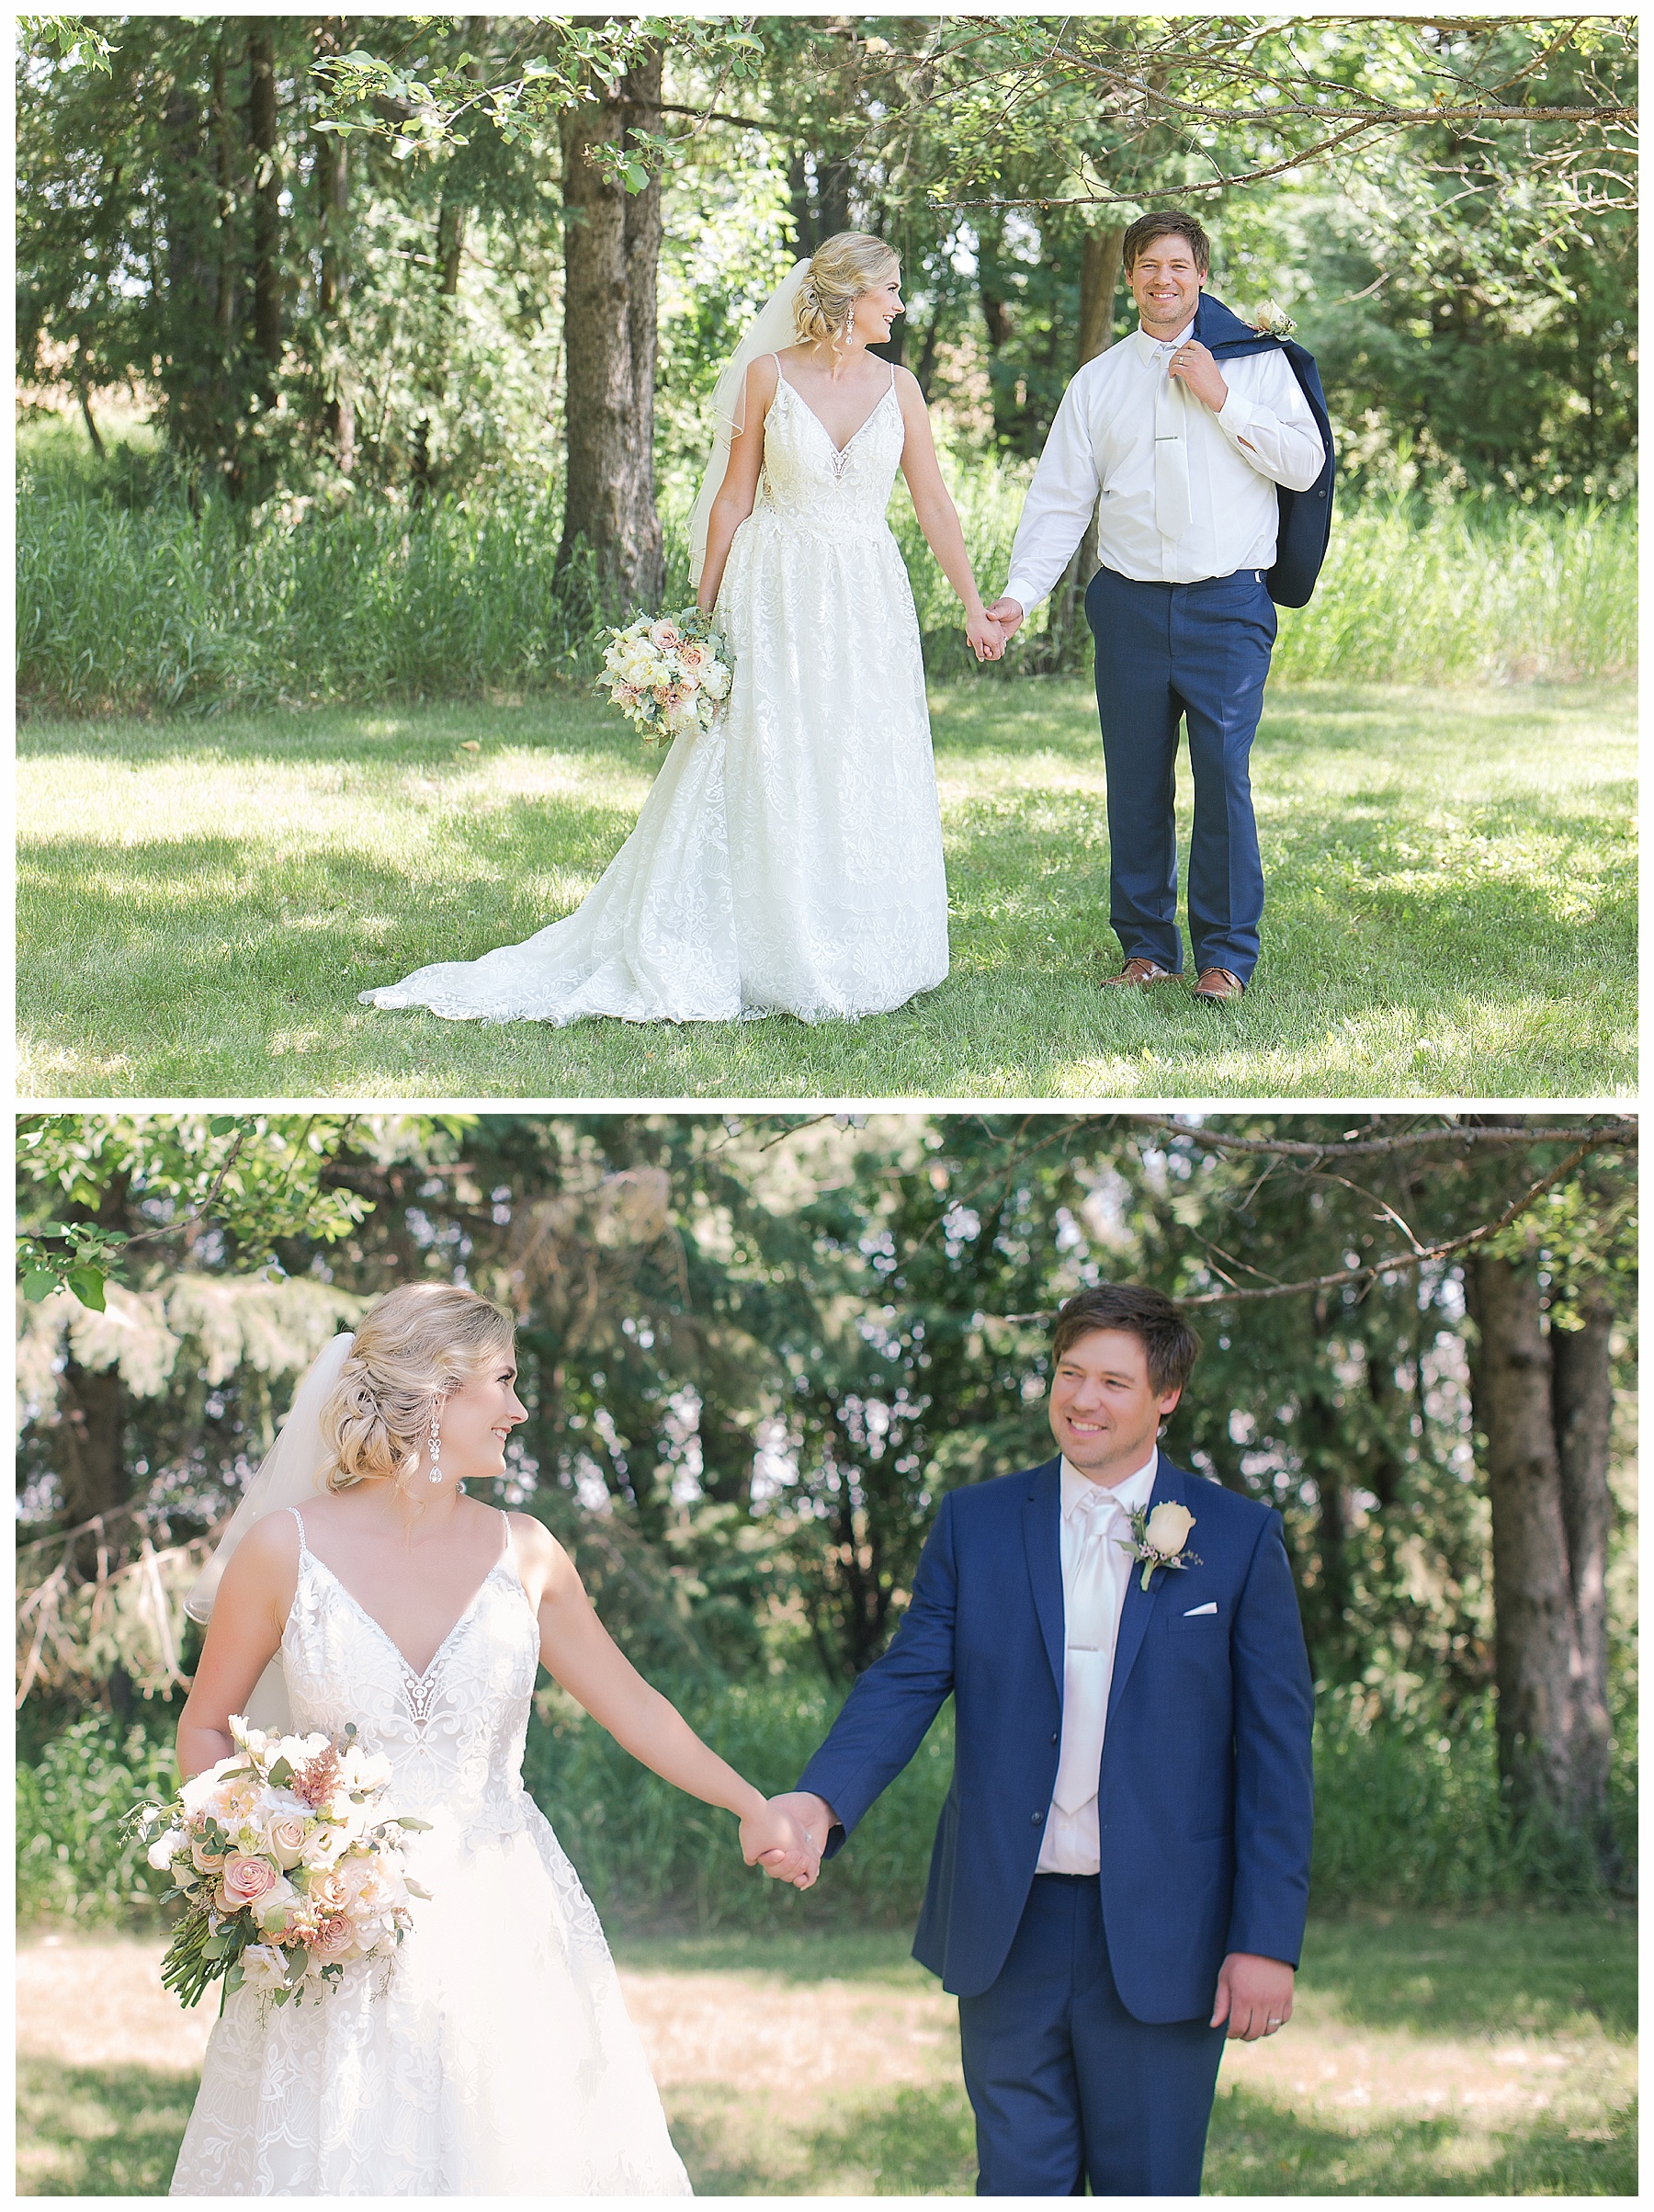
[
  {"x1": 1144, "y1": 1501, "x2": 1195, "y2": 1557},
  {"x1": 147, "y1": 1826, "x2": 187, "y2": 1870},
  {"x1": 702, "y1": 661, "x2": 731, "y2": 701},
  {"x1": 238, "y1": 1943, "x2": 292, "y2": 1996}
]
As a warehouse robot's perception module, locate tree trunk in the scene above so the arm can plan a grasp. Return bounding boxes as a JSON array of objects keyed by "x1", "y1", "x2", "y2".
[
  {"x1": 1045, "y1": 224, "x2": 1124, "y2": 664},
  {"x1": 314, "y1": 18, "x2": 355, "y2": 473},
  {"x1": 52, "y1": 1362, "x2": 129, "y2": 1568},
  {"x1": 1552, "y1": 1292, "x2": 1618, "y2": 1873},
  {"x1": 558, "y1": 55, "x2": 665, "y2": 607},
  {"x1": 1465, "y1": 1252, "x2": 1594, "y2": 1837},
  {"x1": 212, "y1": 33, "x2": 237, "y2": 346},
  {"x1": 248, "y1": 21, "x2": 281, "y2": 380}
]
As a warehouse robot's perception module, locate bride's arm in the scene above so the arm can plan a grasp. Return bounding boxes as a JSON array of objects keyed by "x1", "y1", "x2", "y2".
[
  {"x1": 175, "y1": 1514, "x2": 298, "y2": 1779},
  {"x1": 515, "y1": 1516, "x2": 815, "y2": 1884},
  {"x1": 697, "y1": 355, "x2": 779, "y2": 613},
  {"x1": 894, "y1": 370, "x2": 1003, "y2": 663}
]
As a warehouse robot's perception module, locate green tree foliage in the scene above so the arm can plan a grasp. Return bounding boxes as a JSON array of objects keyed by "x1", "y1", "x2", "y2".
[{"x1": 17, "y1": 15, "x2": 1637, "y2": 509}]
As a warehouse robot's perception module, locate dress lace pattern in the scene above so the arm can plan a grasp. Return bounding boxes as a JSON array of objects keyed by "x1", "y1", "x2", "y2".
[
  {"x1": 358, "y1": 364, "x2": 949, "y2": 1025},
  {"x1": 168, "y1": 1512, "x2": 692, "y2": 2197}
]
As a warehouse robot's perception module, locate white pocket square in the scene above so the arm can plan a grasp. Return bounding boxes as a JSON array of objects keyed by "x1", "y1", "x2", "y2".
[{"x1": 1183, "y1": 1602, "x2": 1218, "y2": 1616}]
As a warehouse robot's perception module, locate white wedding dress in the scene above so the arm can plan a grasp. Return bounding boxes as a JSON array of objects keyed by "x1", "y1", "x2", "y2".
[
  {"x1": 359, "y1": 361, "x2": 949, "y2": 1023},
  {"x1": 169, "y1": 1510, "x2": 691, "y2": 2196}
]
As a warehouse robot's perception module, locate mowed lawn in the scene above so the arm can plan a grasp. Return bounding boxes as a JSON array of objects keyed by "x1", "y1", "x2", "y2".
[
  {"x1": 17, "y1": 677, "x2": 1635, "y2": 1100},
  {"x1": 16, "y1": 1910, "x2": 1636, "y2": 2195}
]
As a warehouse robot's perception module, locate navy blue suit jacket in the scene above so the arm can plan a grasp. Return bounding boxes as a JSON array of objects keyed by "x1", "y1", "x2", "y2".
[
  {"x1": 1193, "y1": 289, "x2": 1336, "y2": 608},
  {"x1": 797, "y1": 1455, "x2": 1315, "y2": 2018}
]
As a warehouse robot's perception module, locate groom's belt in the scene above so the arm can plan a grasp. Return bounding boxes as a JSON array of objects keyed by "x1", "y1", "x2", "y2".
[{"x1": 1099, "y1": 564, "x2": 1267, "y2": 589}]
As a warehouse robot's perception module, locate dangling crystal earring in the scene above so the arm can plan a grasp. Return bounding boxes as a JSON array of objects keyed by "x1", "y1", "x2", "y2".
[{"x1": 426, "y1": 1404, "x2": 443, "y2": 1484}]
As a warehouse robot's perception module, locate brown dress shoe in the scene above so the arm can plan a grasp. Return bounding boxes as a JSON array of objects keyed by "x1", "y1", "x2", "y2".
[
  {"x1": 1102, "y1": 958, "x2": 1176, "y2": 988},
  {"x1": 1192, "y1": 967, "x2": 1245, "y2": 1002}
]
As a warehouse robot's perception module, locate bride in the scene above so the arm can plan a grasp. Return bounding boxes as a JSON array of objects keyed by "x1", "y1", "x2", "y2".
[
  {"x1": 359, "y1": 232, "x2": 1004, "y2": 1027},
  {"x1": 167, "y1": 1283, "x2": 817, "y2": 2195}
]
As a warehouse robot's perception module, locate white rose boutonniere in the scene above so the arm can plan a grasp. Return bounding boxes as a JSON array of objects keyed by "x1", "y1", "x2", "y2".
[
  {"x1": 1253, "y1": 300, "x2": 1297, "y2": 339},
  {"x1": 1117, "y1": 1501, "x2": 1202, "y2": 1592}
]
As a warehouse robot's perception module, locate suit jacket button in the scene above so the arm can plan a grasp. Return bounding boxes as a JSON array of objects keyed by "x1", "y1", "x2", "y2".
[
  {"x1": 1031, "y1": 1811, "x2": 1043, "y2": 1824},
  {"x1": 1051, "y1": 1732, "x2": 1059, "y2": 1744}
]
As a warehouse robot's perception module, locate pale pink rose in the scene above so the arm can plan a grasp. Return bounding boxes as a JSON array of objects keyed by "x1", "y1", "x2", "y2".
[
  {"x1": 191, "y1": 1834, "x2": 228, "y2": 1875},
  {"x1": 677, "y1": 641, "x2": 706, "y2": 671},
  {"x1": 266, "y1": 1813, "x2": 310, "y2": 1869},
  {"x1": 614, "y1": 683, "x2": 641, "y2": 707},
  {"x1": 307, "y1": 1912, "x2": 360, "y2": 1961},
  {"x1": 306, "y1": 1868, "x2": 349, "y2": 1915},
  {"x1": 220, "y1": 1852, "x2": 282, "y2": 1910},
  {"x1": 648, "y1": 620, "x2": 683, "y2": 651}
]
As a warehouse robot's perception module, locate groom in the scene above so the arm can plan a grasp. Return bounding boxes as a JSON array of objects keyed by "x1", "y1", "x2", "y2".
[
  {"x1": 988, "y1": 210, "x2": 1331, "y2": 1001},
  {"x1": 770, "y1": 1282, "x2": 1314, "y2": 2195}
]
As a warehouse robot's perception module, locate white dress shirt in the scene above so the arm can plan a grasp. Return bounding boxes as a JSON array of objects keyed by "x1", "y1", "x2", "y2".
[
  {"x1": 1036, "y1": 1448, "x2": 1160, "y2": 1877},
  {"x1": 1004, "y1": 317, "x2": 1326, "y2": 607}
]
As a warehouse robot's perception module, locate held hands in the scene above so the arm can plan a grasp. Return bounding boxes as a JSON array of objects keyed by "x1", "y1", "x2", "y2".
[
  {"x1": 965, "y1": 607, "x2": 1006, "y2": 664},
  {"x1": 1210, "y1": 1951, "x2": 1295, "y2": 2041},
  {"x1": 739, "y1": 1798, "x2": 819, "y2": 1889},
  {"x1": 984, "y1": 596, "x2": 1025, "y2": 641},
  {"x1": 748, "y1": 1790, "x2": 833, "y2": 1889},
  {"x1": 1167, "y1": 338, "x2": 1229, "y2": 414}
]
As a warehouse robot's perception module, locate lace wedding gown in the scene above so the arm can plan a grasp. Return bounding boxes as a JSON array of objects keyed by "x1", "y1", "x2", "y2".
[
  {"x1": 169, "y1": 1511, "x2": 691, "y2": 2196},
  {"x1": 359, "y1": 361, "x2": 949, "y2": 1024}
]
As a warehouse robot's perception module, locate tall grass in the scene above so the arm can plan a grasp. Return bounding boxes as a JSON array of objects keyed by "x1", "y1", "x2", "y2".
[
  {"x1": 17, "y1": 429, "x2": 1636, "y2": 715},
  {"x1": 17, "y1": 1676, "x2": 1633, "y2": 1934}
]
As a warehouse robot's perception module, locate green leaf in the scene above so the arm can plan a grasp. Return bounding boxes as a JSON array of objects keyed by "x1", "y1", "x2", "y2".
[
  {"x1": 65, "y1": 1265, "x2": 106, "y2": 1310},
  {"x1": 21, "y1": 1269, "x2": 60, "y2": 1303}
]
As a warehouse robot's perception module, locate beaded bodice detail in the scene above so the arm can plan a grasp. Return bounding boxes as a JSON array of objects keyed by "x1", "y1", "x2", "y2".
[
  {"x1": 756, "y1": 363, "x2": 905, "y2": 533},
  {"x1": 280, "y1": 1509, "x2": 541, "y2": 1845}
]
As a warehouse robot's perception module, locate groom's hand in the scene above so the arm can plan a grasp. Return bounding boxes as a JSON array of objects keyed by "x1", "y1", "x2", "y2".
[
  {"x1": 1210, "y1": 1951, "x2": 1295, "y2": 2040},
  {"x1": 760, "y1": 1791, "x2": 836, "y2": 1884},
  {"x1": 985, "y1": 596, "x2": 1025, "y2": 640},
  {"x1": 1167, "y1": 339, "x2": 1229, "y2": 413}
]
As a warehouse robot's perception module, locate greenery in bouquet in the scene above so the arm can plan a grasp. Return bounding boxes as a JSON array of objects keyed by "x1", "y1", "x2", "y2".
[
  {"x1": 136, "y1": 1716, "x2": 430, "y2": 2014},
  {"x1": 597, "y1": 607, "x2": 733, "y2": 745}
]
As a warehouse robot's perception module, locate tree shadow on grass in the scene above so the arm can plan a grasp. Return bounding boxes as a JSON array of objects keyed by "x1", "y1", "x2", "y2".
[
  {"x1": 1297, "y1": 1908, "x2": 1637, "y2": 2038},
  {"x1": 1205, "y1": 2081, "x2": 1637, "y2": 2196},
  {"x1": 667, "y1": 2079, "x2": 976, "y2": 2196},
  {"x1": 17, "y1": 2057, "x2": 190, "y2": 2196}
]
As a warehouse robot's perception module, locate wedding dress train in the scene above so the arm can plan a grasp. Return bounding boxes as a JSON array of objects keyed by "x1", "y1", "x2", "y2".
[
  {"x1": 168, "y1": 1510, "x2": 691, "y2": 2195},
  {"x1": 359, "y1": 362, "x2": 948, "y2": 1024}
]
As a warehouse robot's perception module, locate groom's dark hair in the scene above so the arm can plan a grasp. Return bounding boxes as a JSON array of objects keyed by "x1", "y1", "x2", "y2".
[
  {"x1": 1122, "y1": 210, "x2": 1211, "y2": 278},
  {"x1": 1049, "y1": 1284, "x2": 1201, "y2": 1395}
]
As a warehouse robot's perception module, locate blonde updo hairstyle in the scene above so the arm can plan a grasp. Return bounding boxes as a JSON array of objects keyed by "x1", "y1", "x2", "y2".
[
  {"x1": 793, "y1": 231, "x2": 899, "y2": 352},
  {"x1": 319, "y1": 1283, "x2": 515, "y2": 1494}
]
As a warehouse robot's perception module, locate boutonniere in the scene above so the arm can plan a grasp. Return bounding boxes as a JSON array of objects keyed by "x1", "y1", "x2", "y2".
[
  {"x1": 1252, "y1": 301, "x2": 1297, "y2": 339},
  {"x1": 1116, "y1": 1501, "x2": 1202, "y2": 1592}
]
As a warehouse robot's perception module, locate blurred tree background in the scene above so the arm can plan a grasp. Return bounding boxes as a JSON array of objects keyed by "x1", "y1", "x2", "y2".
[
  {"x1": 16, "y1": 13, "x2": 1637, "y2": 709},
  {"x1": 16, "y1": 1111, "x2": 1637, "y2": 1933}
]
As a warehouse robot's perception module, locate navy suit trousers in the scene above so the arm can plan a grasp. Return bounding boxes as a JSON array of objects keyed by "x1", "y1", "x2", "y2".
[
  {"x1": 1085, "y1": 563, "x2": 1277, "y2": 983},
  {"x1": 958, "y1": 1874, "x2": 1228, "y2": 2197}
]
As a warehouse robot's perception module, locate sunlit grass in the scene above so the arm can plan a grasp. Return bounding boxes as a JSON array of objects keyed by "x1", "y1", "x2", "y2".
[
  {"x1": 15, "y1": 1911, "x2": 1636, "y2": 2195},
  {"x1": 17, "y1": 677, "x2": 1634, "y2": 1100}
]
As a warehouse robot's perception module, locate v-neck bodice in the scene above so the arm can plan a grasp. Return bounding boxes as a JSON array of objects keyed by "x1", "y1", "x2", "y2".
[
  {"x1": 279, "y1": 1506, "x2": 542, "y2": 1843},
  {"x1": 758, "y1": 357, "x2": 905, "y2": 525}
]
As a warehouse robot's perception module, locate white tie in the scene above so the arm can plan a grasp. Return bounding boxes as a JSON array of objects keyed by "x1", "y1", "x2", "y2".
[
  {"x1": 1154, "y1": 348, "x2": 1193, "y2": 542},
  {"x1": 1052, "y1": 1489, "x2": 1126, "y2": 1815}
]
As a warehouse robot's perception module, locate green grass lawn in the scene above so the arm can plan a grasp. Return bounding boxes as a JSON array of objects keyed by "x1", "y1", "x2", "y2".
[
  {"x1": 17, "y1": 677, "x2": 1635, "y2": 1099},
  {"x1": 16, "y1": 1909, "x2": 1636, "y2": 2194}
]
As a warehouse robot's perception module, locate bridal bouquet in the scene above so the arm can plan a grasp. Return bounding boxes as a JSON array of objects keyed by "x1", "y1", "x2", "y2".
[
  {"x1": 138, "y1": 1716, "x2": 430, "y2": 2013},
  {"x1": 597, "y1": 607, "x2": 733, "y2": 745}
]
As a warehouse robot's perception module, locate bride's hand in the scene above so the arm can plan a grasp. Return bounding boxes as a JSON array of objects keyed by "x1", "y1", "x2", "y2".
[
  {"x1": 739, "y1": 1799, "x2": 818, "y2": 1889},
  {"x1": 965, "y1": 608, "x2": 1005, "y2": 664}
]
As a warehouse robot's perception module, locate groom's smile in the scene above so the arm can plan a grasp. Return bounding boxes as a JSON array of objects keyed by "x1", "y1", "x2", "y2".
[
  {"x1": 1127, "y1": 241, "x2": 1203, "y2": 340},
  {"x1": 1047, "y1": 1326, "x2": 1183, "y2": 1486}
]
